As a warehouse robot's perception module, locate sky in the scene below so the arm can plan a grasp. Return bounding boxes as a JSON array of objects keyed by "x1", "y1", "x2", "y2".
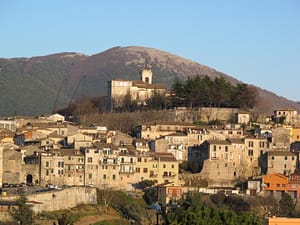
[{"x1": 1, "y1": 0, "x2": 300, "y2": 101}]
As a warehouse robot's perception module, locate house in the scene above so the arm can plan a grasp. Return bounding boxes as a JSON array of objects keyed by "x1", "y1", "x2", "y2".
[
  {"x1": 262, "y1": 173, "x2": 300, "y2": 199},
  {"x1": 157, "y1": 183, "x2": 184, "y2": 207},
  {"x1": 0, "y1": 129, "x2": 15, "y2": 144},
  {"x1": 271, "y1": 126, "x2": 291, "y2": 150},
  {"x1": 47, "y1": 113, "x2": 65, "y2": 122},
  {"x1": 234, "y1": 112, "x2": 250, "y2": 125},
  {"x1": 261, "y1": 151, "x2": 298, "y2": 175},
  {"x1": 132, "y1": 138, "x2": 150, "y2": 152},
  {"x1": 164, "y1": 132, "x2": 188, "y2": 161},
  {"x1": 273, "y1": 108, "x2": 298, "y2": 125},
  {"x1": 135, "y1": 152, "x2": 179, "y2": 186},
  {"x1": 0, "y1": 118, "x2": 16, "y2": 131},
  {"x1": 136, "y1": 122, "x2": 194, "y2": 140}
]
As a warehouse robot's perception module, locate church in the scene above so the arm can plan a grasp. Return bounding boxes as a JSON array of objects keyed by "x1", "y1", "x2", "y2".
[{"x1": 107, "y1": 63, "x2": 166, "y2": 109}]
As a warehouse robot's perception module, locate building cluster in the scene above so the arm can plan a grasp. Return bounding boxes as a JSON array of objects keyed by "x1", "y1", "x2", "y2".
[
  {"x1": 1, "y1": 105, "x2": 300, "y2": 207},
  {"x1": 0, "y1": 114, "x2": 178, "y2": 191}
]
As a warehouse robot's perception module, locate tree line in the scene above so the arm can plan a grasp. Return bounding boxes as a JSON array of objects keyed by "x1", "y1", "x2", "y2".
[{"x1": 171, "y1": 75, "x2": 258, "y2": 109}]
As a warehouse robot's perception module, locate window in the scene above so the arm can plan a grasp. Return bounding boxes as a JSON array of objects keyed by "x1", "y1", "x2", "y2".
[
  {"x1": 130, "y1": 158, "x2": 133, "y2": 163},
  {"x1": 292, "y1": 157, "x2": 295, "y2": 160},
  {"x1": 271, "y1": 156, "x2": 275, "y2": 160},
  {"x1": 284, "y1": 156, "x2": 288, "y2": 160},
  {"x1": 163, "y1": 164, "x2": 166, "y2": 168},
  {"x1": 121, "y1": 158, "x2": 124, "y2": 163},
  {"x1": 259, "y1": 142, "x2": 265, "y2": 148},
  {"x1": 143, "y1": 168, "x2": 148, "y2": 173},
  {"x1": 248, "y1": 150, "x2": 253, "y2": 156},
  {"x1": 103, "y1": 174, "x2": 106, "y2": 179},
  {"x1": 112, "y1": 174, "x2": 116, "y2": 179},
  {"x1": 171, "y1": 164, "x2": 174, "y2": 169},
  {"x1": 136, "y1": 167, "x2": 140, "y2": 173},
  {"x1": 138, "y1": 158, "x2": 142, "y2": 162},
  {"x1": 225, "y1": 163, "x2": 227, "y2": 167},
  {"x1": 88, "y1": 174, "x2": 92, "y2": 179},
  {"x1": 46, "y1": 169, "x2": 49, "y2": 176},
  {"x1": 248, "y1": 141, "x2": 254, "y2": 147},
  {"x1": 225, "y1": 146, "x2": 228, "y2": 152},
  {"x1": 45, "y1": 161, "x2": 49, "y2": 167},
  {"x1": 213, "y1": 145, "x2": 216, "y2": 151},
  {"x1": 88, "y1": 157, "x2": 93, "y2": 163}
]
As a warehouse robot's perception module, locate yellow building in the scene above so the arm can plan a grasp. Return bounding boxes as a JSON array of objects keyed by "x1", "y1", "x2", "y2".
[{"x1": 135, "y1": 152, "x2": 179, "y2": 185}]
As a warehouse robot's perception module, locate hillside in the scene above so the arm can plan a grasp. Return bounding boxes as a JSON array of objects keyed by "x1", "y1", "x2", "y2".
[{"x1": 0, "y1": 46, "x2": 299, "y2": 116}]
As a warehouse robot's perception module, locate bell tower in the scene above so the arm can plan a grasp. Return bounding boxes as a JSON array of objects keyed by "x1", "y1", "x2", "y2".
[{"x1": 140, "y1": 60, "x2": 152, "y2": 84}]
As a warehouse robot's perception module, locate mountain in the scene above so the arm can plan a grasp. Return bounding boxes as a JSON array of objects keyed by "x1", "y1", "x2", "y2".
[{"x1": 0, "y1": 46, "x2": 299, "y2": 116}]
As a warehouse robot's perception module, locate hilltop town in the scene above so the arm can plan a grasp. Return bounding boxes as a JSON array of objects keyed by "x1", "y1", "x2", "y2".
[{"x1": 1, "y1": 65, "x2": 300, "y2": 224}]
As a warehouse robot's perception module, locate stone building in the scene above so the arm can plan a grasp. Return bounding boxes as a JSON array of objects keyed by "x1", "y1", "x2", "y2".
[
  {"x1": 107, "y1": 63, "x2": 166, "y2": 109},
  {"x1": 261, "y1": 150, "x2": 298, "y2": 175}
]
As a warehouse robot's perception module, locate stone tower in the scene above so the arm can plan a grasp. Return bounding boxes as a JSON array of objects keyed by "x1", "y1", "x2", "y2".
[{"x1": 140, "y1": 61, "x2": 152, "y2": 84}]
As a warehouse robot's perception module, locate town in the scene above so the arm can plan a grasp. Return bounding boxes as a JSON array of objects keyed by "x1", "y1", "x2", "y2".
[{"x1": 0, "y1": 65, "x2": 300, "y2": 225}]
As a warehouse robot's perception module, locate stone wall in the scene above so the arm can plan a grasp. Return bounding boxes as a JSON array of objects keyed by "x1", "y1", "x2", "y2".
[
  {"x1": 174, "y1": 107, "x2": 239, "y2": 123},
  {"x1": 2, "y1": 186, "x2": 97, "y2": 213}
]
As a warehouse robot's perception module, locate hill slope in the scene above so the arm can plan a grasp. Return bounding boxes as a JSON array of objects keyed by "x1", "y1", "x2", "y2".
[{"x1": 0, "y1": 46, "x2": 299, "y2": 116}]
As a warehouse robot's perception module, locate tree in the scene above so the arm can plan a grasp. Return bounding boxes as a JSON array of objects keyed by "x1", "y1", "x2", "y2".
[
  {"x1": 57, "y1": 212, "x2": 78, "y2": 225},
  {"x1": 143, "y1": 187, "x2": 157, "y2": 205},
  {"x1": 10, "y1": 195, "x2": 35, "y2": 225},
  {"x1": 279, "y1": 192, "x2": 294, "y2": 217}
]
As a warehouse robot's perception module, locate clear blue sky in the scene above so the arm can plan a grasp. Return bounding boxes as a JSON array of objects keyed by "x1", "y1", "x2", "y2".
[{"x1": 1, "y1": 0, "x2": 299, "y2": 101}]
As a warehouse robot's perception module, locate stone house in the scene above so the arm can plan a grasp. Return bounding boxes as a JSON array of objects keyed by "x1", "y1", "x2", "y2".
[
  {"x1": 136, "y1": 122, "x2": 194, "y2": 140},
  {"x1": 234, "y1": 112, "x2": 250, "y2": 125},
  {"x1": 40, "y1": 150, "x2": 65, "y2": 186},
  {"x1": 67, "y1": 133, "x2": 93, "y2": 149},
  {"x1": 243, "y1": 135, "x2": 270, "y2": 176},
  {"x1": 132, "y1": 138, "x2": 150, "y2": 152},
  {"x1": 271, "y1": 126, "x2": 291, "y2": 150},
  {"x1": 0, "y1": 129, "x2": 15, "y2": 144},
  {"x1": 273, "y1": 108, "x2": 298, "y2": 125},
  {"x1": 164, "y1": 132, "x2": 188, "y2": 161},
  {"x1": 61, "y1": 149, "x2": 85, "y2": 186},
  {"x1": 261, "y1": 150, "x2": 298, "y2": 175}
]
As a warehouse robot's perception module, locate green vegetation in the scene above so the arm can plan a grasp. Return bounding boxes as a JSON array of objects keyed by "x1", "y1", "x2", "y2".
[
  {"x1": 166, "y1": 192, "x2": 263, "y2": 225},
  {"x1": 279, "y1": 192, "x2": 295, "y2": 217},
  {"x1": 10, "y1": 195, "x2": 35, "y2": 225},
  {"x1": 97, "y1": 189, "x2": 152, "y2": 225},
  {"x1": 92, "y1": 220, "x2": 130, "y2": 225},
  {"x1": 171, "y1": 75, "x2": 258, "y2": 109}
]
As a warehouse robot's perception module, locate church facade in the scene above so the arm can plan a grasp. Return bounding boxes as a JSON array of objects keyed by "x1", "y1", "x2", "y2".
[{"x1": 107, "y1": 63, "x2": 166, "y2": 109}]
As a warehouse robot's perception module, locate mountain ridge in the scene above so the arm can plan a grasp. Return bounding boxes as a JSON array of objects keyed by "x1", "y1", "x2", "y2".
[{"x1": 0, "y1": 46, "x2": 299, "y2": 116}]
